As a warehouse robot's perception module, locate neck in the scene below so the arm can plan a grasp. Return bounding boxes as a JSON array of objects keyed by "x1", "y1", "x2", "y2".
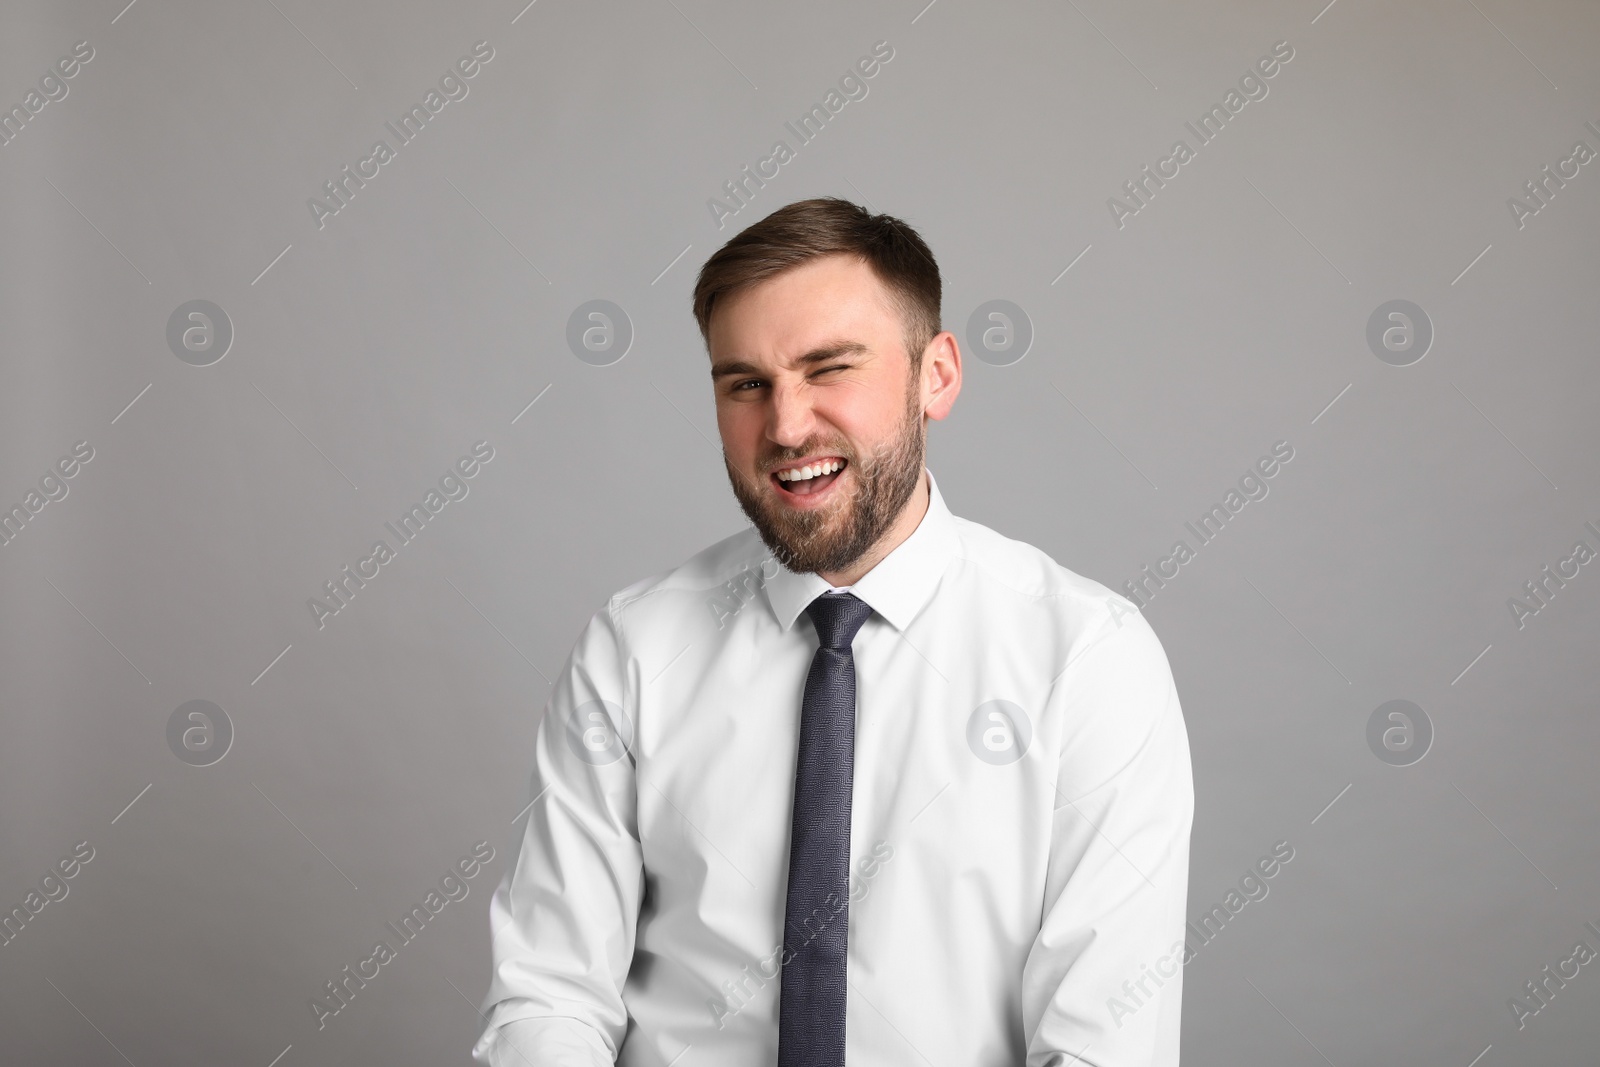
[{"x1": 818, "y1": 468, "x2": 929, "y2": 587}]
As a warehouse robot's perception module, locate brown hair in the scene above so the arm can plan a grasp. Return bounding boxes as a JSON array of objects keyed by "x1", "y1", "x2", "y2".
[{"x1": 692, "y1": 197, "x2": 941, "y2": 372}]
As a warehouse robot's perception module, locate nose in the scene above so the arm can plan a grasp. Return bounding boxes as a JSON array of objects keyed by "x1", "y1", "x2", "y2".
[{"x1": 765, "y1": 378, "x2": 817, "y2": 452}]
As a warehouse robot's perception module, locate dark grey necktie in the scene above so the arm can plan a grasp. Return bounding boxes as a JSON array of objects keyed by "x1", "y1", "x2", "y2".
[{"x1": 778, "y1": 591, "x2": 875, "y2": 1067}]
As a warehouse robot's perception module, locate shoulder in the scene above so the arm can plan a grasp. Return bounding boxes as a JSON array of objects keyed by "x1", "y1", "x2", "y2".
[
  {"x1": 940, "y1": 511, "x2": 1171, "y2": 687},
  {"x1": 948, "y1": 520, "x2": 1184, "y2": 794},
  {"x1": 601, "y1": 525, "x2": 769, "y2": 635},
  {"x1": 948, "y1": 514, "x2": 1153, "y2": 652},
  {"x1": 562, "y1": 525, "x2": 768, "y2": 672}
]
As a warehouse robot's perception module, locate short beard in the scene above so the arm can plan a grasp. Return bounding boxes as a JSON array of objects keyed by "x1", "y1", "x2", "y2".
[{"x1": 724, "y1": 382, "x2": 926, "y2": 577}]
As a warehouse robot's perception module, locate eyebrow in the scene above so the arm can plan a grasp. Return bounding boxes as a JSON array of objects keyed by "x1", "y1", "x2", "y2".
[{"x1": 710, "y1": 340, "x2": 870, "y2": 381}]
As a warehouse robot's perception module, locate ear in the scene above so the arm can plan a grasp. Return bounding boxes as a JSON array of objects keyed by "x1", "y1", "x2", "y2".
[{"x1": 919, "y1": 331, "x2": 962, "y2": 422}]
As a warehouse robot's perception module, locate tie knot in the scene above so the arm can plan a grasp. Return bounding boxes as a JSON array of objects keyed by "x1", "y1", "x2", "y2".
[{"x1": 804, "y1": 591, "x2": 874, "y2": 650}]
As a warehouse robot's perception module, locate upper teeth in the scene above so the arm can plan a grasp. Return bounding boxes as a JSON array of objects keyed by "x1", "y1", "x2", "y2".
[{"x1": 776, "y1": 459, "x2": 844, "y2": 482}]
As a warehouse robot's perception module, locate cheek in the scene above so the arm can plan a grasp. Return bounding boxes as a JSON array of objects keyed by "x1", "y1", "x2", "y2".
[
  {"x1": 822, "y1": 380, "x2": 891, "y2": 439},
  {"x1": 715, "y1": 405, "x2": 763, "y2": 465},
  {"x1": 870, "y1": 393, "x2": 921, "y2": 448}
]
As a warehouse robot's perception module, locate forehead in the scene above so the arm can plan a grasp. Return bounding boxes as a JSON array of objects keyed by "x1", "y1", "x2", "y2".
[{"x1": 707, "y1": 254, "x2": 902, "y2": 361}]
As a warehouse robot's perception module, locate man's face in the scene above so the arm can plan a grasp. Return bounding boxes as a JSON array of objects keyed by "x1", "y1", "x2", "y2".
[{"x1": 708, "y1": 254, "x2": 928, "y2": 576}]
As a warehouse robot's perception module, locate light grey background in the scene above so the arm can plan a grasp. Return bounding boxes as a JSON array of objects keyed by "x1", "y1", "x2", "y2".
[{"x1": 2, "y1": 0, "x2": 1596, "y2": 1063}]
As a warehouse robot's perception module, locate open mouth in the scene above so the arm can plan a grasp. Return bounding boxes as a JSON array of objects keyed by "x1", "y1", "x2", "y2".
[{"x1": 770, "y1": 457, "x2": 847, "y2": 500}]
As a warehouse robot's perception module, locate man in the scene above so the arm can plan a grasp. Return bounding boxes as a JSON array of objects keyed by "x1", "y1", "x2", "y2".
[{"x1": 473, "y1": 197, "x2": 1193, "y2": 1065}]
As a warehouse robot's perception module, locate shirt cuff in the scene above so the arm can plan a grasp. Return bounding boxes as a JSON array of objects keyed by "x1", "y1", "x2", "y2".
[{"x1": 473, "y1": 1016, "x2": 615, "y2": 1067}]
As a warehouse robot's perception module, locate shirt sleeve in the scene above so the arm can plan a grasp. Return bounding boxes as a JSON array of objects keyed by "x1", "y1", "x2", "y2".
[
  {"x1": 471, "y1": 598, "x2": 643, "y2": 1066},
  {"x1": 1022, "y1": 607, "x2": 1195, "y2": 1067}
]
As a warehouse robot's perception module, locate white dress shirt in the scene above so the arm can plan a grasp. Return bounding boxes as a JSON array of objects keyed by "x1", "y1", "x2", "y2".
[{"x1": 474, "y1": 468, "x2": 1193, "y2": 1066}]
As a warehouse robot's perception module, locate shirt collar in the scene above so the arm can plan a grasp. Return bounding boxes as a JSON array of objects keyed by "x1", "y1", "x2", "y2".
[{"x1": 763, "y1": 467, "x2": 960, "y2": 635}]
